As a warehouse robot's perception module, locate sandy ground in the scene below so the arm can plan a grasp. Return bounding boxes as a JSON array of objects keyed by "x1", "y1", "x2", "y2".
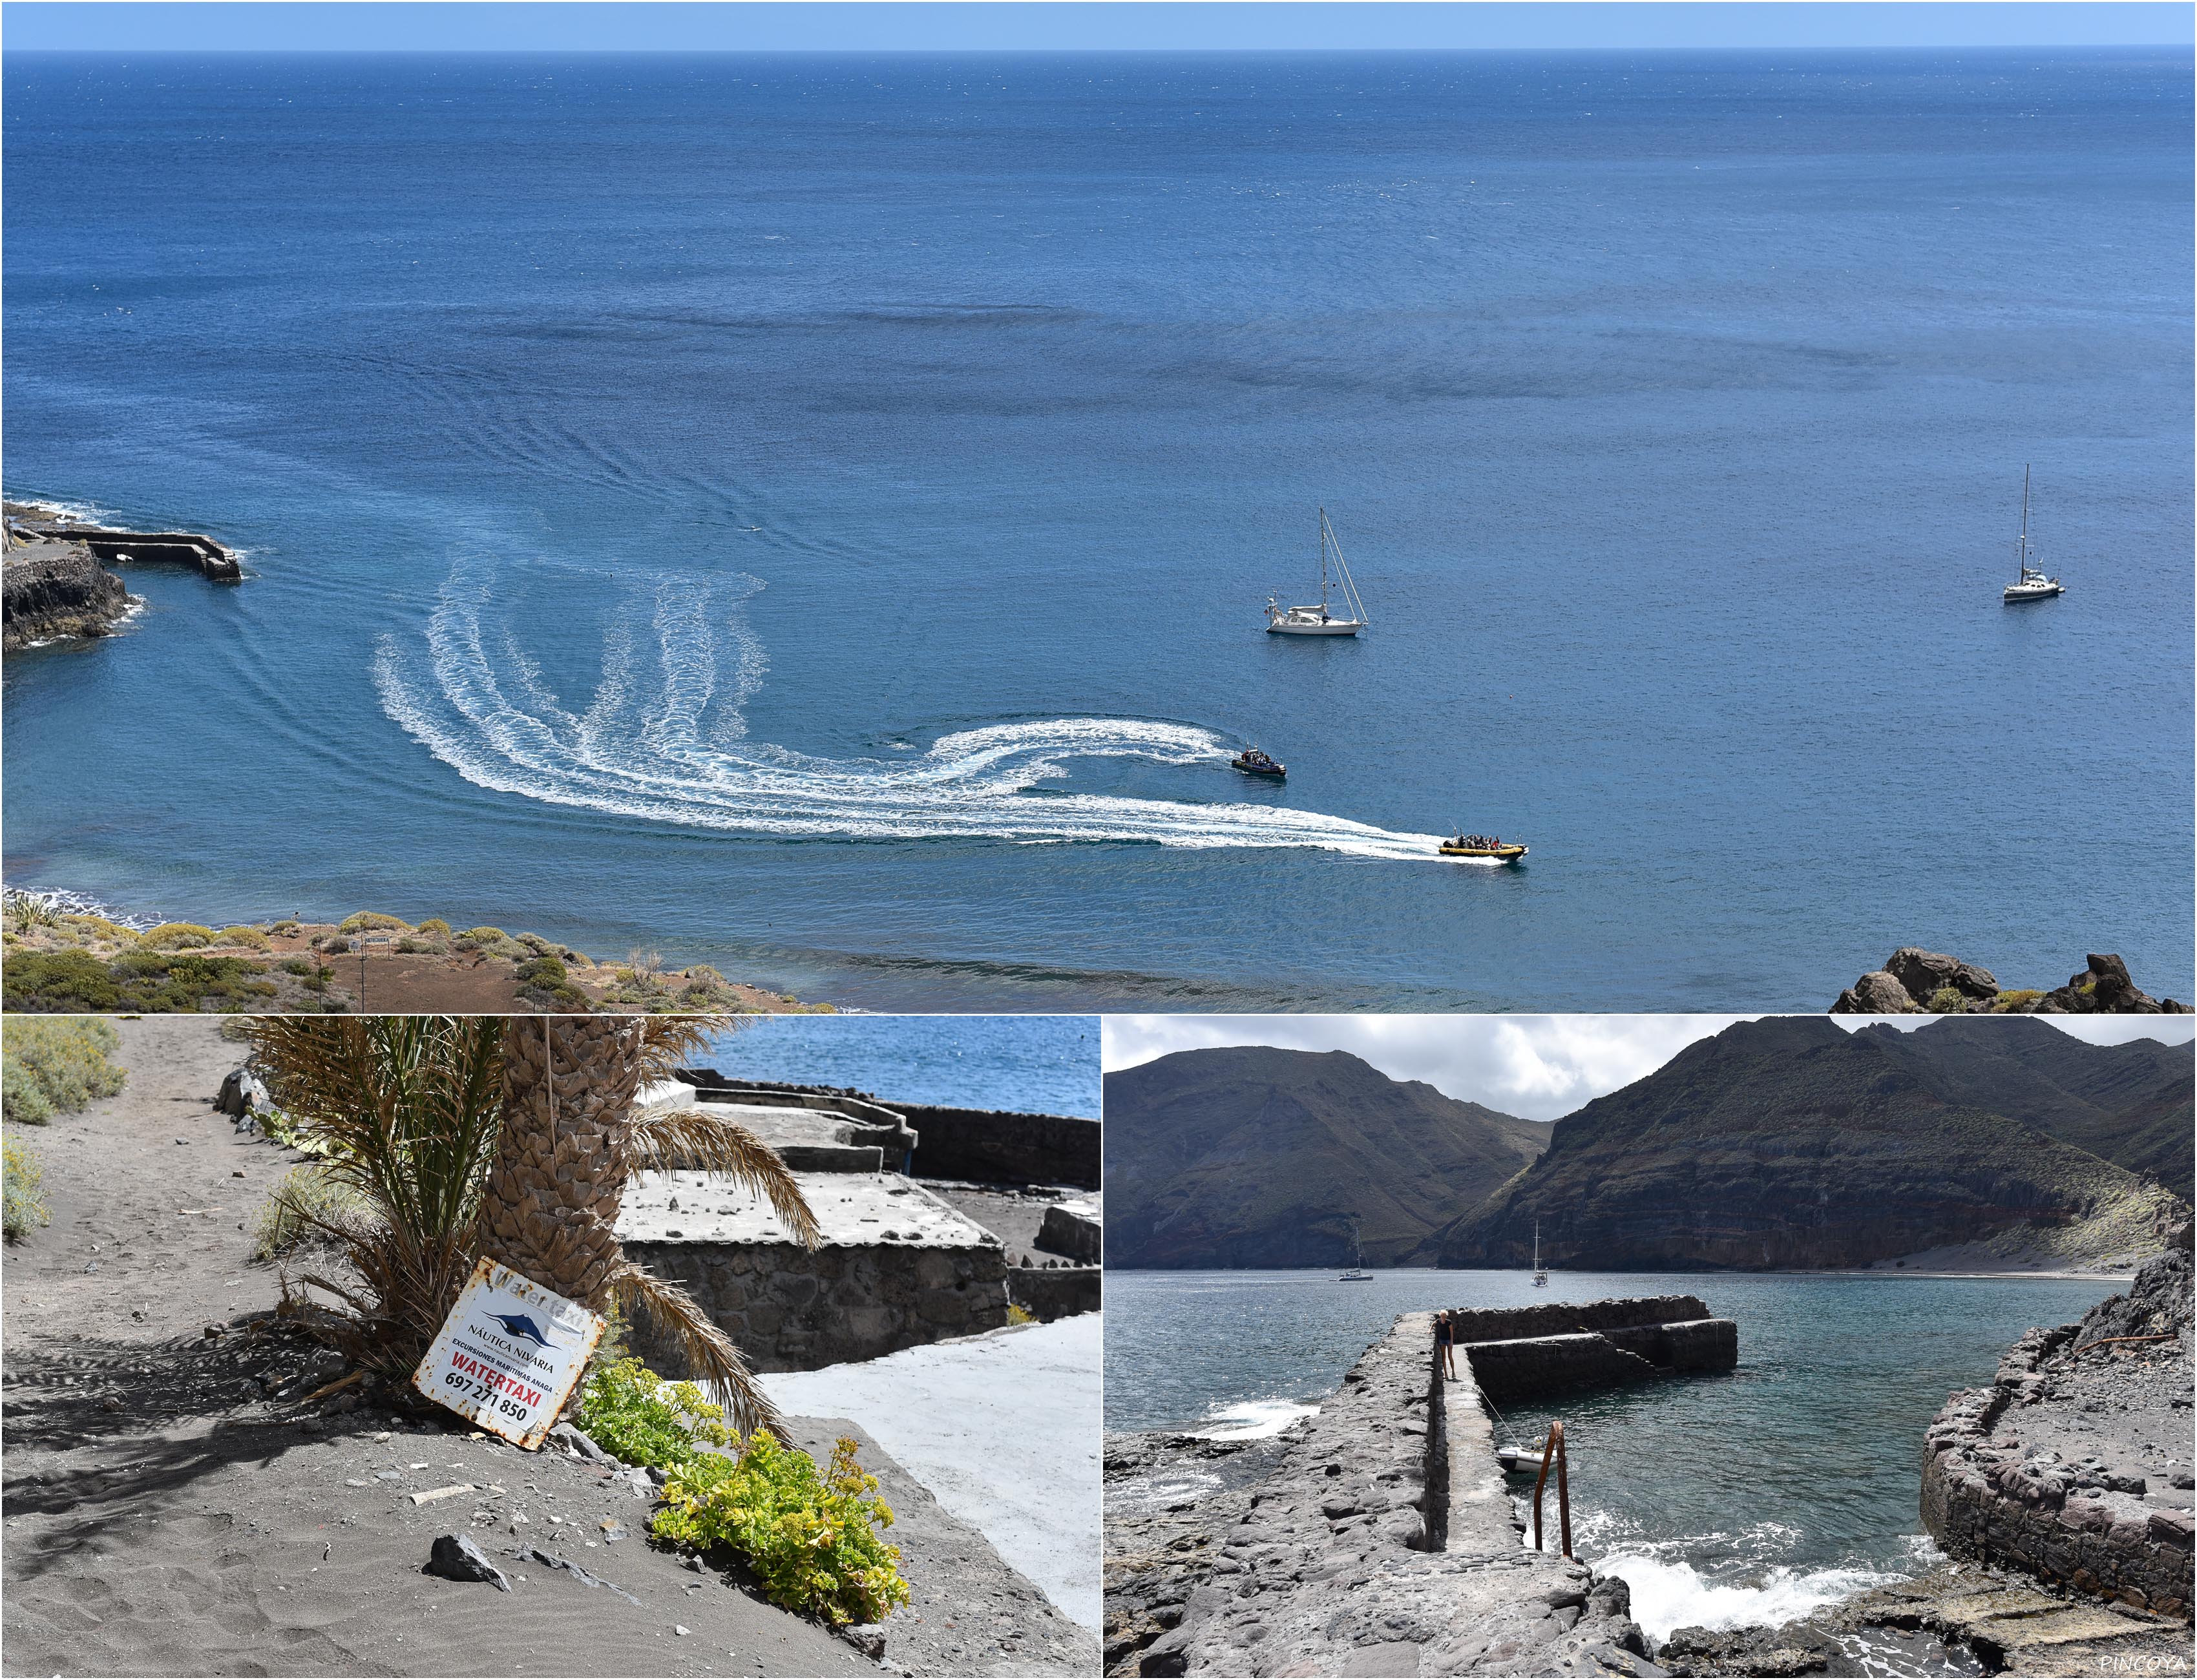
[
  {"x1": 760, "y1": 1316, "x2": 1104, "y2": 1636},
  {"x1": 1, "y1": 1018, "x2": 1087, "y2": 1677}
]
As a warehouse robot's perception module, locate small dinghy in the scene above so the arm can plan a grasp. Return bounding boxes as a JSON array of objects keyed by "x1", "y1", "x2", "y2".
[
  {"x1": 1231, "y1": 746, "x2": 1287, "y2": 779},
  {"x1": 1440, "y1": 833, "x2": 1528, "y2": 863}
]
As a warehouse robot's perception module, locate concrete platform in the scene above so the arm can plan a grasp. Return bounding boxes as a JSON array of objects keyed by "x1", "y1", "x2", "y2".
[{"x1": 762, "y1": 1316, "x2": 1104, "y2": 1637}]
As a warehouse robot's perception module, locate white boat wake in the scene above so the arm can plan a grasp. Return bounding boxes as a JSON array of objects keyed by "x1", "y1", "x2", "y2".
[{"x1": 374, "y1": 561, "x2": 1449, "y2": 857}]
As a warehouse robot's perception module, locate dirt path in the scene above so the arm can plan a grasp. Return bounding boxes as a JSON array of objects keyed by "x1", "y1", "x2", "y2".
[{"x1": 0, "y1": 1019, "x2": 1017, "y2": 1677}]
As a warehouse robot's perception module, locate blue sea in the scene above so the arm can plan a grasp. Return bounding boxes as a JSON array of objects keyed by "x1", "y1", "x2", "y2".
[
  {"x1": 1106, "y1": 1267, "x2": 2125, "y2": 1644},
  {"x1": 5, "y1": 51, "x2": 2190, "y2": 1011},
  {"x1": 697, "y1": 1012, "x2": 1099, "y2": 1115}
]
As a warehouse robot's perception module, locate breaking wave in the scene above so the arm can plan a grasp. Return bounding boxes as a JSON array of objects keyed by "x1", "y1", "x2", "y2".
[
  {"x1": 1188, "y1": 1400, "x2": 1321, "y2": 1440},
  {"x1": 1597, "y1": 1550, "x2": 1909, "y2": 1643},
  {"x1": 375, "y1": 560, "x2": 1449, "y2": 857}
]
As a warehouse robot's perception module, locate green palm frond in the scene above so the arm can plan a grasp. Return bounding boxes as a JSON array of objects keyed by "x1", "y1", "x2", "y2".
[{"x1": 621, "y1": 1109, "x2": 822, "y2": 1248}]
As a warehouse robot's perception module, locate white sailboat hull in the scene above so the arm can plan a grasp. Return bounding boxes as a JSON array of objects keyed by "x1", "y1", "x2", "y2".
[
  {"x1": 1268, "y1": 618, "x2": 1361, "y2": 636},
  {"x1": 2003, "y1": 582, "x2": 2063, "y2": 602}
]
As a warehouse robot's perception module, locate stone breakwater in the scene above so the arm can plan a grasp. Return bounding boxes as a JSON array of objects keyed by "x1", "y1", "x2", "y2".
[
  {"x1": 1921, "y1": 1235, "x2": 2194, "y2": 1620},
  {"x1": 1834, "y1": 947, "x2": 2191, "y2": 1014},
  {"x1": 1117, "y1": 1313, "x2": 1661, "y2": 1677},
  {"x1": 1449, "y1": 1297, "x2": 1739, "y2": 1406}
]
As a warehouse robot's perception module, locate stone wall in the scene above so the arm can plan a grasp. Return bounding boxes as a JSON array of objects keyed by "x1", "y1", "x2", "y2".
[
  {"x1": 1921, "y1": 1247, "x2": 2194, "y2": 1620},
  {"x1": 1009, "y1": 1264, "x2": 1102, "y2": 1323},
  {"x1": 901, "y1": 1103, "x2": 1101, "y2": 1190},
  {"x1": 1452, "y1": 1298, "x2": 1737, "y2": 1404},
  {"x1": 623, "y1": 1236, "x2": 1011, "y2": 1374},
  {"x1": 1445, "y1": 1295, "x2": 1712, "y2": 1343}
]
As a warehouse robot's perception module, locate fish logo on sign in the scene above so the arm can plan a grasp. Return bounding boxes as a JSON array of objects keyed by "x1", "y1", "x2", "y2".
[{"x1": 487, "y1": 1311, "x2": 557, "y2": 1349}]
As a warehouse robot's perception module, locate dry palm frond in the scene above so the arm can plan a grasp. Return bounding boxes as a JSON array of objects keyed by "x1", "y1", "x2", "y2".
[
  {"x1": 609, "y1": 1257, "x2": 781, "y2": 1436},
  {"x1": 248, "y1": 1016, "x2": 509, "y2": 1374},
  {"x1": 621, "y1": 1109, "x2": 821, "y2": 1248}
]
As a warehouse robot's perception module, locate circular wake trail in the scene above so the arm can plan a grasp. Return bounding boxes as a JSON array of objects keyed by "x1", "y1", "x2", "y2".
[{"x1": 375, "y1": 562, "x2": 1451, "y2": 858}]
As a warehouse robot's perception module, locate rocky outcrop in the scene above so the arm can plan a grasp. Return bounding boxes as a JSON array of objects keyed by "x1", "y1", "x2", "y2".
[
  {"x1": 1438, "y1": 1016, "x2": 2189, "y2": 1273},
  {"x1": 1105, "y1": 1048, "x2": 1548, "y2": 1270},
  {"x1": 1, "y1": 540, "x2": 131, "y2": 649},
  {"x1": 1834, "y1": 948, "x2": 2191, "y2": 1014},
  {"x1": 1920, "y1": 1232, "x2": 2195, "y2": 1620},
  {"x1": 1114, "y1": 1314, "x2": 1662, "y2": 1677}
]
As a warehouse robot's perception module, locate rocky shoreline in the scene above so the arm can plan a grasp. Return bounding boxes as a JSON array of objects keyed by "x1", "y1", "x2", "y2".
[
  {"x1": 1, "y1": 529, "x2": 132, "y2": 649},
  {"x1": 1920, "y1": 1230, "x2": 2194, "y2": 1617},
  {"x1": 1834, "y1": 947, "x2": 2191, "y2": 1015}
]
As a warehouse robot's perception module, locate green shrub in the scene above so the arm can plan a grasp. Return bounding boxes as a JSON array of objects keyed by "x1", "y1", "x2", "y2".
[
  {"x1": 268, "y1": 919, "x2": 301, "y2": 936},
  {"x1": 280, "y1": 958, "x2": 313, "y2": 976},
  {"x1": 459, "y1": 927, "x2": 508, "y2": 944},
  {"x1": 105, "y1": 952, "x2": 280, "y2": 1012},
  {"x1": 339, "y1": 911, "x2": 410, "y2": 934},
  {"x1": 1990, "y1": 989, "x2": 2045, "y2": 1013},
  {"x1": 415, "y1": 918, "x2": 452, "y2": 938},
  {"x1": 3, "y1": 1018, "x2": 127, "y2": 1121},
  {"x1": 1, "y1": 950, "x2": 120, "y2": 1012},
  {"x1": 214, "y1": 926, "x2": 270, "y2": 950},
  {"x1": 3, "y1": 1060, "x2": 54, "y2": 1124},
  {"x1": 655, "y1": 1431, "x2": 910, "y2": 1626},
  {"x1": 140, "y1": 922, "x2": 216, "y2": 950},
  {"x1": 576, "y1": 1357, "x2": 733, "y2": 1471},
  {"x1": 251, "y1": 1164, "x2": 364, "y2": 1259},
  {"x1": 514, "y1": 956, "x2": 568, "y2": 986},
  {"x1": 3, "y1": 1137, "x2": 49, "y2": 1241},
  {"x1": 1924, "y1": 986, "x2": 1968, "y2": 1013}
]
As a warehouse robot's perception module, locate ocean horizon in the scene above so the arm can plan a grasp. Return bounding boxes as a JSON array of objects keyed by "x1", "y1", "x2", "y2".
[{"x1": 6, "y1": 48, "x2": 2190, "y2": 1011}]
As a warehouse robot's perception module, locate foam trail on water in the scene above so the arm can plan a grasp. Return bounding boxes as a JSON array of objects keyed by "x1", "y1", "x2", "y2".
[{"x1": 376, "y1": 560, "x2": 1451, "y2": 857}]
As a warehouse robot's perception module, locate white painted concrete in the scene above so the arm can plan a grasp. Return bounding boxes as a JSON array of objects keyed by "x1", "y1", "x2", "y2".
[
  {"x1": 759, "y1": 1314, "x2": 1103, "y2": 1632},
  {"x1": 617, "y1": 1170, "x2": 993, "y2": 1250}
]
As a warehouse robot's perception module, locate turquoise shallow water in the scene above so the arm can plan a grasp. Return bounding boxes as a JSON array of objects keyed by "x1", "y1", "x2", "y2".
[
  {"x1": 4, "y1": 50, "x2": 2189, "y2": 1010},
  {"x1": 1104, "y1": 1267, "x2": 2123, "y2": 1638}
]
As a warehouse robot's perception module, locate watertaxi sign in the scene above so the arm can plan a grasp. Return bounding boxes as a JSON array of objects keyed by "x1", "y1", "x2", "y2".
[{"x1": 412, "y1": 1257, "x2": 605, "y2": 1449}]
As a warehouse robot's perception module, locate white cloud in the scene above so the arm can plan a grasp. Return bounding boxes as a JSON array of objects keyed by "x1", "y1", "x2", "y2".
[{"x1": 1102, "y1": 1013, "x2": 2194, "y2": 1121}]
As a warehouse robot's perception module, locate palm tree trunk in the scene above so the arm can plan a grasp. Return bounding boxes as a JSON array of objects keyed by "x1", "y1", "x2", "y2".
[{"x1": 478, "y1": 1016, "x2": 648, "y2": 1309}]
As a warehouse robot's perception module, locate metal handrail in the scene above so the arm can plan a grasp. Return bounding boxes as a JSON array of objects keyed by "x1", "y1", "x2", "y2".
[{"x1": 1529, "y1": 1421, "x2": 1573, "y2": 1560}]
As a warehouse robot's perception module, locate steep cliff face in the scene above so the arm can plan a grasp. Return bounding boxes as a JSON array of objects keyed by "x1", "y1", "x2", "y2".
[
  {"x1": 2, "y1": 541, "x2": 131, "y2": 650},
  {"x1": 1436, "y1": 1017, "x2": 2187, "y2": 1272},
  {"x1": 1103, "y1": 1047, "x2": 1546, "y2": 1269},
  {"x1": 1864, "y1": 1016, "x2": 2194, "y2": 1201}
]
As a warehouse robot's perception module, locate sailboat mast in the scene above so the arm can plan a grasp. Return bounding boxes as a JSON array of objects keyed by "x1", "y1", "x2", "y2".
[
  {"x1": 1318, "y1": 506, "x2": 1330, "y2": 610},
  {"x1": 2019, "y1": 464, "x2": 2032, "y2": 573}
]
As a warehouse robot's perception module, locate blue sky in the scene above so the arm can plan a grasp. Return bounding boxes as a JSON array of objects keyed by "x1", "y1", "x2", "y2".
[{"x1": 6, "y1": 2, "x2": 2192, "y2": 53}]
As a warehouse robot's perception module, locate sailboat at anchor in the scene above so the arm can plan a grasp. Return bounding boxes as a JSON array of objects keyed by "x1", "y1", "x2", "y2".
[
  {"x1": 1267, "y1": 507, "x2": 1371, "y2": 635},
  {"x1": 1338, "y1": 1217, "x2": 1373, "y2": 1281},
  {"x1": 1531, "y1": 1221, "x2": 1549, "y2": 1288}
]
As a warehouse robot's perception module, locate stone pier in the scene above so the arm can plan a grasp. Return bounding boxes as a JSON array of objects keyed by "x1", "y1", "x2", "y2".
[{"x1": 1137, "y1": 1314, "x2": 1660, "y2": 1677}]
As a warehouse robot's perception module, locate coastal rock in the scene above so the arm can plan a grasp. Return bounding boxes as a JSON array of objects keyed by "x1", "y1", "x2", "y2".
[
  {"x1": 1885, "y1": 947, "x2": 1999, "y2": 1004},
  {"x1": 1833, "y1": 949, "x2": 2192, "y2": 1015},
  {"x1": 1655, "y1": 1623, "x2": 1851, "y2": 1677},
  {"x1": 1834, "y1": 971, "x2": 1920, "y2": 1014},
  {"x1": 1, "y1": 537, "x2": 131, "y2": 651},
  {"x1": 1920, "y1": 1248, "x2": 2194, "y2": 1620}
]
